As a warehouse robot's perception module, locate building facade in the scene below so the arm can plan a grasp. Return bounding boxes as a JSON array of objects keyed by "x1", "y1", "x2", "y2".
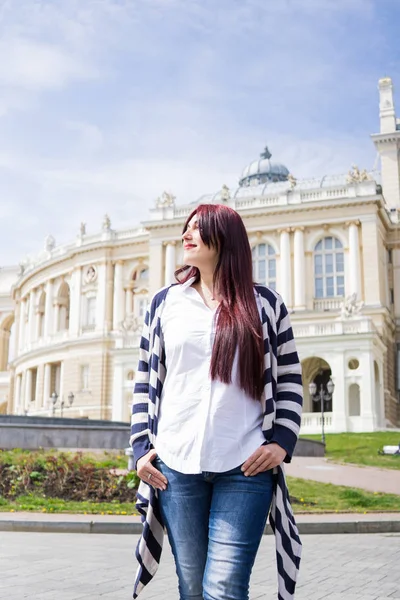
[{"x1": 0, "y1": 77, "x2": 400, "y2": 432}]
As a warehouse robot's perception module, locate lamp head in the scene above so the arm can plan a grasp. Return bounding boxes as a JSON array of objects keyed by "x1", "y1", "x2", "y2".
[{"x1": 309, "y1": 381, "x2": 317, "y2": 396}]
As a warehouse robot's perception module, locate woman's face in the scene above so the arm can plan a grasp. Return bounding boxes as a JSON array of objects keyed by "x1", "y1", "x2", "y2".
[{"x1": 182, "y1": 214, "x2": 218, "y2": 271}]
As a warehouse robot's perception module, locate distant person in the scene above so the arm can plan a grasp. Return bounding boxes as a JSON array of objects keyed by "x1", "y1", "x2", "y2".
[{"x1": 130, "y1": 203, "x2": 303, "y2": 600}]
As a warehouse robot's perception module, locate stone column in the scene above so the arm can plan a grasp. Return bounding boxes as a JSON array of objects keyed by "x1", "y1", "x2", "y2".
[
  {"x1": 279, "y1": 229, "x2": 292, "y2": 307},
  {"x1": 105, "y1": 261, "x2": 114, "y2": 331},
  {"x1": 347, "y1": 221, "x2": 361, "y2": 299},
  {"x1": 96, "y1": 263, "x2": 107, "y2": 332},
  {"x1": 14, "y1": 374, "x2": 22, "y2": 414},
  {"x1": 25, "y1": 369, "x2": 33, "y2": 409},
  {"x1": 35, "y1": 300, "x2": 42, "y2": 340},
  {"x1": 28, "y1": 290, "x2": 37, "y2": 346},
  {"x1": 35, "y1": 366, "x2": 42, "y2": 410},
  {"x1": 113, "y1": 261, "x2": 124, "y2": 329},
  {"x1": 53, "y1": 301, "x2": 60, "y2": 333},
  {"x1": 125, "y1": 287, "x2": 133, "y2": 316},
  {"x1": 44, "y1": 280, "x2": 54, "y2": 338},
  {"x1": 293, "y1": 227, "x2": 306, "y2": 309},
  {"x1": 43, "y1": 363, "x2": 51, "y2": 409},
  {"x1": 112, "y1": 362, "x2": 125, "y2": 422},
  {"x1": 164, "y1": 241, "x2": 176, "y2": 286},
  {"x1": 18, "y1": 299, "x2": 26, "y2": 353},
  {"x1": 69, "y1": 269, "x2": 82, "y2": 336}
]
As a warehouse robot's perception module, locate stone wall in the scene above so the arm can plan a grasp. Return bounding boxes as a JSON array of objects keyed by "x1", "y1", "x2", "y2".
[{"x1": 0, "y1": 415, "x2": 130, "y2": 450}]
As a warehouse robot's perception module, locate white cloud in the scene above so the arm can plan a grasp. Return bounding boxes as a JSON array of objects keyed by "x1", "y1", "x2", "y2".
[{"x1": 0, "y1": 37, "x2": 98, "y2": 91}]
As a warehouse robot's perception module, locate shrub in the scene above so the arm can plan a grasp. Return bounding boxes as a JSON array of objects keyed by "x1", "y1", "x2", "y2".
[{"x1": 0, "y1": 451, "x2": 139, "y2": 503}]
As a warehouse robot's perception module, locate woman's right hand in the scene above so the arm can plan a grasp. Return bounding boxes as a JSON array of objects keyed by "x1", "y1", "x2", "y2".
[{"x1": 136, "y1": 449, "x2": 168, "y2": 490}]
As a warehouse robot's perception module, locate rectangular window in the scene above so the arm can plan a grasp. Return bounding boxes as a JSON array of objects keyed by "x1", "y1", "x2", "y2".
[
  {"x1": 315, "y1": 278, "x2": 323, "y2": 298},
  {"x1": 268, "y1": 259, "x2": 276, "y2": 278},
  {"x1": 314, "y1": 255, "x2": 323, "y2": 275},
  {"x1": 258, "y1": 260, "x2": 266, "y2": 281},
  {"x1": 81, "y1": 365, "x2": 90, "y2": 391},
  {"x1": 138, "y1": 298, "x2": 148, "y2": 318},
  {"x1": 86, "y1": 297, "x2": 96, "y2": 326},
  {"x1": 326, "y1": 276, "x2": 334, "y2": 297}
]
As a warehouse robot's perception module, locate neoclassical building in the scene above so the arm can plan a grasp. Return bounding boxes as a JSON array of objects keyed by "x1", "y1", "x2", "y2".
[{"x1": 0, "y1": 77, "x2": 399, "y2": 432}]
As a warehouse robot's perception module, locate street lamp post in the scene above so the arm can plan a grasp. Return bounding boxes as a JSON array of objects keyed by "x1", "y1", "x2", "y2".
[
  {"x1": 50, "y1": 391, "x2": 75, "y2": 417},
  {"x1": 308, "y1": 378, "x2": 335, "y2": 444}
]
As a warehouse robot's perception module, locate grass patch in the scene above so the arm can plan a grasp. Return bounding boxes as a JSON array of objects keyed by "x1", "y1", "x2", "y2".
[
  {"x1": 302, "y1": 432, "x2": 400, "y2": 470},
  {"x1": 288, "y1": 476, "x2": 400, "y2": 512},
  {"x1": 0, "y1": 494, "x2": 137, "y2": 514},
  {"x1": 0, "y1": 480, "x2": 398, "y2": 515}
]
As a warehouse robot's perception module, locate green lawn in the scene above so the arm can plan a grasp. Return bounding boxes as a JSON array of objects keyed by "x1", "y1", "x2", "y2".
[
  {"x1": 288, "y1": 477, "x2": 400, "y2": 513},
  {"x1": 0, "y1": 494, "x2": 137, "y2": 515},
  {"x1": 0, "y1": 478, "x2": 399, "y2": 514},
  {"x1": 303, "y1": 432, "x2": 400, "y2": 469}
]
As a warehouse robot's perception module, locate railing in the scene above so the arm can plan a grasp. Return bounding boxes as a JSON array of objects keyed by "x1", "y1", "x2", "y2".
[
  {"x1": 313, "y1": 298, "x2": 343, "y2": 311},
  {"x1": 293, "y1": 317, "x2": 376, "y2": 338},
  {"x1": 82, "y1": 324, "x2": 96, "y2": 333},
  {"x1": 301, "y1": 412, "x2": 334, "y2": 434}
]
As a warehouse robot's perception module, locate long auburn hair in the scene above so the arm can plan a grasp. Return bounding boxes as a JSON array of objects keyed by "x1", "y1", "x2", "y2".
[{"x1": 175, "y1": 204, "x2": 264, "y2": 401}]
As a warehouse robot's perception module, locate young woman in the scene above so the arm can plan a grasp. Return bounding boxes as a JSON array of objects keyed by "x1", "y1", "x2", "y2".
[{"x1": 130, "y1": 204, "x2": 303, "y2": 600}]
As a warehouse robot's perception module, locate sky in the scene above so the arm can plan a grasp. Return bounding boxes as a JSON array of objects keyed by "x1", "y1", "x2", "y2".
[{"x1": 0, "y1": 0, "x2": 400, "y2": 264}]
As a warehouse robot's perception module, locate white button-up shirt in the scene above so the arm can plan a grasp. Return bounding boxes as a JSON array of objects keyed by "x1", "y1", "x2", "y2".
[{"x1": 155, "y1": 277, "x2": 265, "y2": 474}]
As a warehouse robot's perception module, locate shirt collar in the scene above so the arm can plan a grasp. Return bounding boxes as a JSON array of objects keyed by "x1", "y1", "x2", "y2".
[{"x1": 180, "y1": 276, "x2": 197, "y2": 291}]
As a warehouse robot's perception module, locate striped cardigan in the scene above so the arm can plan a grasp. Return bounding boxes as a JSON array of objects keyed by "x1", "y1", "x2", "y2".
[{"x1": 130, "y1": 283, "x2": 303, "y2": 600}]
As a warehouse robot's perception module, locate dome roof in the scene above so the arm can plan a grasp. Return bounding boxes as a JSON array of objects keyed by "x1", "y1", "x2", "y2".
[{"x1": 239, "y1": 146, "x2": 289, "y2": 187}]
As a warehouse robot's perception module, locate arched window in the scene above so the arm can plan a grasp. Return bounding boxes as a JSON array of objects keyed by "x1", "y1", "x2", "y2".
[
  {"x1": 314, "y1": 237, "x2": 344, "y2": 298},
  {"x1": 57, "y1": 282, "x2": 70, "y2": 331},
  {"x1": 38, "y1": 292, "x2": 46, "y2": 338},
  {"x1": 252, "y1": 243, "x2": 276, "y2": 289}
]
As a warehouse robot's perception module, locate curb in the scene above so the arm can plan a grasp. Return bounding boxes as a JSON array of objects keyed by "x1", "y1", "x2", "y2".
[{"x1": 1, "y1": 520, "x2": 400, "y2": 535}]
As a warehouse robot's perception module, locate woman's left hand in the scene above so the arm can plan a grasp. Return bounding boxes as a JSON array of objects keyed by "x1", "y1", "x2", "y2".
[{"x1": 241, "y1": 443, "x2": 287, "y2": 476}]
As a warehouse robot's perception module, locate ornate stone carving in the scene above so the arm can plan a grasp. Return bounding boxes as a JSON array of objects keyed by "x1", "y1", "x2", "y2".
[
  {"x1": 346, "y1": 165, "x2": 371, "y2": 184},
  {"x1": 156, "y1": 191, "x2": 176, "y2": 208},
  {"x1": 287, "y1": 173, "x2": 297, "y2": 189},
  {"x1": 102, "y1": 214, "x2": 111, "y2": 231},
  {"x1": 85, "y1": 265, "x2": 97, "y2": 283},
  {"x1": 119, "y1": 313, "x2": 140, "y2": 333},
  {"x1": 220, "y1": 184, "x2": 230, "y2": 201},
  {"x1": 80, "y1": 222, "x2": 86, "y2": 236},
  {"x1": 340, "y1": 293, "x2": 364, "y2": 319},
  {"x1": 45, "y1": 235, "x2": 56, "y2": 252}
]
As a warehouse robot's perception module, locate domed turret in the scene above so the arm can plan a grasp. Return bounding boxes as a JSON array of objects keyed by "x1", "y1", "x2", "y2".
[{"x1": 239, "y1": 146, "x2": 289, "y2": 187}]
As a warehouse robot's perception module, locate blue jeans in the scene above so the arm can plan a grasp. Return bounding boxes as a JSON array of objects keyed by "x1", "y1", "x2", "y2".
[{"x1": 154, "y1": 457, "x2": 274, "y2": 600}]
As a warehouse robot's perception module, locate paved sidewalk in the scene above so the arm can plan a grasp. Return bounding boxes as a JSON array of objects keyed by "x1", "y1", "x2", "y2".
[
  {"x1": 286, "y1": 457, "x2": 400, "y2": 495},
  {"x1": 1, "y1": 531, "x2": 399, "y2": 599}
]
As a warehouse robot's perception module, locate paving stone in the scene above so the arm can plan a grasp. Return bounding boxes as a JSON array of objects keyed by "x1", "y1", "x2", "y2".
[{"x1": 0, "y1": 532, "x2": 399, "y2": 599}]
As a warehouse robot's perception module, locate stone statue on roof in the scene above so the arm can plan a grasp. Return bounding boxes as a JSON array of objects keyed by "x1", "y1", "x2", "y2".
[
  {"x1": 102, "y1": 214, "x2": 111, "y2": 231},
  {"x1": 260, "y1": 146, "x2": 272, "y2": 160},
  {"x1": 80, "y1": 222, "x2": 86, "y2": 236},
  {"x1": 220, "y1": 184, "x2": 230, "y2": 202},
  {"x1": 346, "y1": 165, "x2": 371, "y2": 184},
  {"x1": 156, "y1": 191, "x2": 176, "y2": 208},
  {"x1": 45, "y1": 235, "x2": 56, "y2": 252},
  {"x1": 288, "y1": 173, "x2": 297, "y2": 189}
]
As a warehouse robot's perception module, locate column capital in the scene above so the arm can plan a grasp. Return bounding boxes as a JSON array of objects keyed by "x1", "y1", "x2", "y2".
[
  {"x1": 163, "y1": 240, "x2": 177, "y2": 247},
  {"x1": 114, "y1": 259, "x2": 124, "y2": 266},
  {"x1": 277, "y1": 227, "x2": 292, "y2": 235},
  {"x1": 345, "y1": 220, "x2": 361, "y2": 228},
  {"x1": 293, "y1": 226, "x2": 305, "y2": 232}
]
